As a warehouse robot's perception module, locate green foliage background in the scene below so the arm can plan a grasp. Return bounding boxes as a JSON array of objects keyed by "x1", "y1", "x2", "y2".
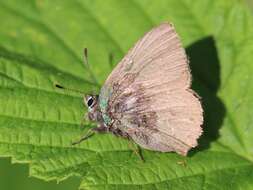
[{"x1": 1, "y1": 0, "x2": 253, "y2": 189}]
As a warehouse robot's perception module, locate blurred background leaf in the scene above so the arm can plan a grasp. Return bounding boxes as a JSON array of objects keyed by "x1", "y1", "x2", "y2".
[
  {"x1": 0, "y1": 158, "x2": 80, "y2": 190},
  {"x1": 0, "y1": 0, "x2": 253, "y2": 190}
]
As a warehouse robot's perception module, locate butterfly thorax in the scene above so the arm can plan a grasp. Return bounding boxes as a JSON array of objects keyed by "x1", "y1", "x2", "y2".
[{"x1": 98, "y1": 86, "x2": 113, "y2": 126}]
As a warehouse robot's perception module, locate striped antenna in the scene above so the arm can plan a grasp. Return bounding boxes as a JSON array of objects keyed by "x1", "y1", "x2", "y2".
[
  {"x1": 54, "y1": 83, "x2": 85, "y2": 96},
  {"x1": 83, "y1": 48, "x2": 99, "y2": 86},
  {"x1": 109, "y1": 52, "x2": 114, "y2": 69}
]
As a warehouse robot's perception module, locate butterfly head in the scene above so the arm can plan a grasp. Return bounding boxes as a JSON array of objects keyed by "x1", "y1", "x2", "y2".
[
  {"x1": 85, "y1": 94, "x2": 98, "y2": 108},
  {"x1": 84, "y1": 94, "x2": 102, "y2": 122}
]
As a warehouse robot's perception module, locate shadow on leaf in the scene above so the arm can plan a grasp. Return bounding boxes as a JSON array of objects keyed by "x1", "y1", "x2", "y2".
[{"x1": 186, "y1": 36, "x2": 226, "y2": 155}]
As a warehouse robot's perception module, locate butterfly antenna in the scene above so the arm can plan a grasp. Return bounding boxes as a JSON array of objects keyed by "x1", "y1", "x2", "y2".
[
  {"x1": 83, "y1": 48, "x2": 99, "y2": 86},
  {"x1": 108, "y1": 52, "x2": 114, "y2": 69},
  {"x1": 54, "y1": 83, "x2": 85, "y2": 96},
  {"x1": 83, "y1": 48, "x2": 89, "y2": 67}
]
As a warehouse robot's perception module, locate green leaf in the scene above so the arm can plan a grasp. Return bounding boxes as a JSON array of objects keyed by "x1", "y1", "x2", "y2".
[{"x1": 1, "y1": 0, "x2": 253, "y2": 189}]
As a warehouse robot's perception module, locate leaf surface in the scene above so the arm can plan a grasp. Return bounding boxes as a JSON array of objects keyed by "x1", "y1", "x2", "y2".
[{"x1": 0, "y1": 0, "x2": 253, "y2": 189}]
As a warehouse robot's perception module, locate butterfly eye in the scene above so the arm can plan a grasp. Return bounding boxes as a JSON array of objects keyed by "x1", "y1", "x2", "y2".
[{"x1": 87, "y1": 97, "x2": 94, "y2": 107}]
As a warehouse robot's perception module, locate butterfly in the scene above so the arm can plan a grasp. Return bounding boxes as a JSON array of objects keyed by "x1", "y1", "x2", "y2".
[{"x1": 57, "y1": 23, "x2": 203, "y2": 156}]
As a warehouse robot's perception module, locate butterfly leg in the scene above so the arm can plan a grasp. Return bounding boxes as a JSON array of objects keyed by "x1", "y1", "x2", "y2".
[
  {"x1": 128, "y1": 140, "x2": 145, "y2": 162},
  {"x1": 80, "y1": 113, "x2": 89, "y2": 130},
  {"x1": 177, "y1": 160, "x2": 187, "y2": 167},
  {"x1": 92, "y1": 123, "x2": 109, "y2": 133},
  {"x1": 71, "y1": 128, "x2": 94, "y2": 145},
  {"x1": 72, "y1": 123, "x2": 108, "y2": 145}
]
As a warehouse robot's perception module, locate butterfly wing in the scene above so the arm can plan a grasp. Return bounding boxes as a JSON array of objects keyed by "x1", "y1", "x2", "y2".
[{"x1": 100, "y1": 23, "x2": 203, "y2": 155}]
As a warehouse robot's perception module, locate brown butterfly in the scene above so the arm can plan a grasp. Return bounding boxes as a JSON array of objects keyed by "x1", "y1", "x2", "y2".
[{"x1": 58, "y1": 23, "x2": 203, "y2": 156}]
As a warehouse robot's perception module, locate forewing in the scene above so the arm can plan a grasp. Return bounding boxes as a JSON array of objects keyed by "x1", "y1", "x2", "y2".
[
  {"x1": 101, "y1": 23, "x2": 203, "y2": 155},
  {"x1": 104, "y1": 23, "x2": 191, "y2": 90}
]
